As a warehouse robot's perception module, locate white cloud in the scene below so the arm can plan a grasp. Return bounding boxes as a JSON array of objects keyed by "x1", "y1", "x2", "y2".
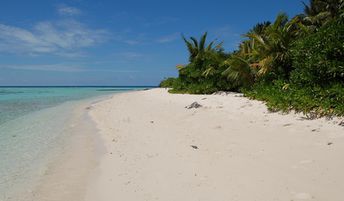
[
  {"x1": 0, "y1": 20, "x2": 108, "y2": 56},
  {"x1": 58, "y1": 5, "x2": 81, "y2": 16},
  {"x1": 0, "y1": 63, "x2": 141, "y2": 73},
  {"x1": 0, "y1": 64, "x2": 84, "y2": 72},
  {"x1": 156, "y1": 32, "x2": 180, "y2": 43}
]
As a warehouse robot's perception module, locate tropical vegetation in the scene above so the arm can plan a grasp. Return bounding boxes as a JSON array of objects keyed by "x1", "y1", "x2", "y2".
[{"x1": 160, "y1": 0, "x2": 344, "y2": 117}]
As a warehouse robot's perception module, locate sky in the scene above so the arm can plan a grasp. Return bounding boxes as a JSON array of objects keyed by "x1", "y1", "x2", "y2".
[{"x1": 0, "y1": 0, "x2": 304, "y2": 86}]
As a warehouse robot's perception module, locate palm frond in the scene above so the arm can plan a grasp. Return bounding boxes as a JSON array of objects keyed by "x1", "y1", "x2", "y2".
[
  {"x1": 222, "y1": 56, "x2": 256, "y2": 87},
  {"x1": 246, "y1": 33, "x2": 265, "y2": 47},
  {"x1": 202, "y1": 66, "x2": 216, "y2": 77},
  {"x1": 182, "y1": 34, "x2": 198, "y2": 61},
  {"x1": 215, "y1": 41, "x2": 224, "y2": 51},
  {"x1": 257, "y1": 56, "x2": 273, "y2": 76},
  {"x1": 206, "y1": 41, "x2": 214, "y2": 51},
  {"x1": 190, "y1": 37, "x2": 199, "y2": 49},
  {"x1": 199, "y1": 32, "x2": 208, "y2": 51},
  {"x1": 272, "y1": 13, "x2": 288, "y2": 29}
]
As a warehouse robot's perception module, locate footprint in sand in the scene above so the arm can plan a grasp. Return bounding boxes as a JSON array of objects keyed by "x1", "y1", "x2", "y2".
[
  {"x1": 311, "y1": 128, "x2": 320, "y2": 132},
  {"x1": 240, "y1": 104, "x2": 252, "y2": 109}
]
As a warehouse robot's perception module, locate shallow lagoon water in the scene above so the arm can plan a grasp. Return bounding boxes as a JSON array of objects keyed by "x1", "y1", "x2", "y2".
[
  {"x1": 0, "y1": 87, "x2": 141, "y2": 125},
  {"x1": 0, "y1": 87, "x2": 146, "y2": 200}
]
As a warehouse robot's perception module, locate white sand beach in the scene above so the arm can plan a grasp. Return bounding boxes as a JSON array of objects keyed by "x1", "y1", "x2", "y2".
[{"x1": 86, "y1": 88, "x2": 344, "y2": 201}]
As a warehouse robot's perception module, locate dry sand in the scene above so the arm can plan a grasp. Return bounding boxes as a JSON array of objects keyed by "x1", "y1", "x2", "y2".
[{"x1": 86, "y1": 88, "x2": 344, "y2": 201}]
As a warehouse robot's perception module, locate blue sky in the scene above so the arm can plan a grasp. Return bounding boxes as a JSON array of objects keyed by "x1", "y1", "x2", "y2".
[{"x1": 0, "y1": 0, "x2": 304, "y2": 86}]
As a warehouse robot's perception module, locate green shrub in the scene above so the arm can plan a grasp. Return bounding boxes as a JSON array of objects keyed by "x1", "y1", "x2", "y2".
[
  {"x1": 170, "y1": 51, "x2": 237, "y2": 94},
  {"x1": 245, "y1": 80, "x2": 344, "y2": 116},
  {"x1": 161, "y1": 16, "x2": 344, "y2": 117},
  {"x1": 290, "y1": 19, "x2": 344, "y2": 87},
  {"x1": 159, "y1": 77, "x2": 177, "y2": 88}
]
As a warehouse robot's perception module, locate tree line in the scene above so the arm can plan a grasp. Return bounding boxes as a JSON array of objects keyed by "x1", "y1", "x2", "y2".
[{"x1": 160, "y1": 0, "x2": 344, "y2": 117}]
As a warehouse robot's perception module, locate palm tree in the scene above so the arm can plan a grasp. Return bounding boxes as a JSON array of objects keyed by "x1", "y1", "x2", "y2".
[
  {"x1": 181, "y1": 32, "x2": 226, "y2": 80},
  {"x1": 245, "y1": 13, "x2": 299, "y2": 77},
  {"x1": 238, "y1": 22, "x2": 271, "y2": 57},
  {"x1": 248, "y1": 21, "x2": 271, "y2": 35},
  {"x1": 182, "y1": 32, "x2": 222, "y2": 63},
  {"x1": 222, "y1": 55, "x2": 256, "y2": 88}
]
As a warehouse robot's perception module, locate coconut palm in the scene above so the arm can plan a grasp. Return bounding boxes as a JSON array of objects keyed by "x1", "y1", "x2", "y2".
[
  {"x1": 238, "y1": 22, "x2": 271, "y2": 57},
  {"x1": 248, "y1": 21, "x2": 271, "y2": 35},
  {"x1": 245, "y1": 13, "x2": 299, "y2": 77},
  {"x1": 182, "y1": 32, "x2": 223, "y2": 63},
  {"x1": 181, "y1": 32, "x2": 226, "y2": 80},
  {"x1": 222, "y1": 55, "x2": 256, "y2": 88}
]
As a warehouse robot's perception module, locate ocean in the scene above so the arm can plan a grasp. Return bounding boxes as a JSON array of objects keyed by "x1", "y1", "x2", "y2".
[{"x1": 0, "y1": 87, "x2": 147, "y2": 200}]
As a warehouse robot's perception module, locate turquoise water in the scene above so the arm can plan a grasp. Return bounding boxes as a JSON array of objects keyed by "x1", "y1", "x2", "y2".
[
  {"x1": 0, "y1": 87, "x2": 144, "y2": 125},
  {"x1": 0, "y1": 87, "x2": 147, "y2": 200}
]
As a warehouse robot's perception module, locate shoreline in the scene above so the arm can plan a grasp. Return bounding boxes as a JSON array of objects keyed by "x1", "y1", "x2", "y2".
[
  {"x1": 26, "y1": 98, "x2": 104, "y2": 201},
  {"x1": 86, "y1": 88, "x2": 344, "y2": 201},
  {"x1": 0, "y1": 95, "x2": 111, "y2": 201}
]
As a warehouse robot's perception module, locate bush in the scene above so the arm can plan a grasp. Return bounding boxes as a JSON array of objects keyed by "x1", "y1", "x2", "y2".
[
  {"x1": 245, "y1": 80, "x2": 344, "y2": 116},
  {"x1": 159, "y1": 77, "x2": 177, "y2": 88},
  {"x1": 161, "y1": 18, "x2": 344, "y2": 116},
  {"x1": 169, "y1": 51, "x2": 238, "y2": 94},
  {"x1": 172, "y1": 67, "x2": 237, "y2": 94},
  {"x1": 290, "y1": 19, "x2": 344, "y2": 87}
]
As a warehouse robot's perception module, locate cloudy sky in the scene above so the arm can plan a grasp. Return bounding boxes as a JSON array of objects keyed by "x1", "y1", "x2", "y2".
[{"x1": 0, "y1": 0, "x2": 303, "y2": 86}]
